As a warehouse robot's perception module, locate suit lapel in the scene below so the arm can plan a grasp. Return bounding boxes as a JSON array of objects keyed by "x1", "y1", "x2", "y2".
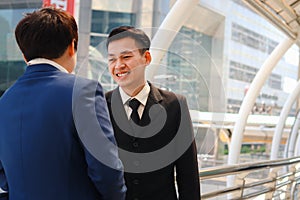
[
  {"x1": 140, "y1": 83, "x2": 163, "y2": 125},
  {"x1": 108, "y1": 84, "x2": 166, "y2": 138},
  {"x1": 108, "y1": 88, "x2": 134, "y2": 134},
  {"x1": 136, "y1": 83, "x2": 168, "y2": 140}
]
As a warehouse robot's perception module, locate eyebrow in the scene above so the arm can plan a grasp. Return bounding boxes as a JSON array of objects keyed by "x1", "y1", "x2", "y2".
[{"x1": 108, "y1": 50, "x2": 135, "y2": 57}]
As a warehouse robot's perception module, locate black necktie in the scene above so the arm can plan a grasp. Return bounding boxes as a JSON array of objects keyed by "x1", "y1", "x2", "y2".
[{"x1": 129, "y1": 98, "x2": 141, "y2": 125}]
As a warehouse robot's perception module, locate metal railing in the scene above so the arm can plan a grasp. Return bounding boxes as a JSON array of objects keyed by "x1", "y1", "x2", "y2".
[
  {"x1": 199, "y1": 156, "x2": 300, "y2": 199},
  {"x1": 1, "y1": 156, "x2": 300, "y2": 199}
]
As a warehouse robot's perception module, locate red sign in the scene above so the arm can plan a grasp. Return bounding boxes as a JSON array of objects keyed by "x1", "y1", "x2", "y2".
[{"x1": 43, "y1": 0, "x2": 74, "y2": 15}]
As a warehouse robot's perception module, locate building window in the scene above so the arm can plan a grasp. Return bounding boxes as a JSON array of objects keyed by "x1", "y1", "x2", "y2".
[
  {"x1": 229, "y1": 60, "x2": 282, "y2": 90},
  {"x1": 91, "y1": 10, "x2": 136, "y2": 35},
  {"x1": 231, "y1": 22, "x2": 278, "y2": 54},
  {"x1": 227, "y1": 98, "x2": 242, "y2": 113},
  {"x1": 229, "y1": 61, "x2": 257, "y2": 83},
  {"x1": 165, "y1": 26, "x2": 212, "y2": 111},
  {"x1": 0, "y1": 4, "x2": 39, "y2": 96},
  {"x1": 268, "y1": 73, "x2": 281, "y2": 90}
]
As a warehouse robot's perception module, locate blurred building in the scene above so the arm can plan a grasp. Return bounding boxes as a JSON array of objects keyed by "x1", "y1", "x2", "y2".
[{"x1": 0, "y1": 0, "x2": 298, "y2": 116}]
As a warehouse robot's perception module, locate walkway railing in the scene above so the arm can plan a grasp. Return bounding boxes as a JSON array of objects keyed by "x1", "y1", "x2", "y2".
[
  {"x1": 1, "y1": 156, "x2": 300, "y2": 199},
  {"x1": 199, "y1": 156, "x2": 300, "y2": 199}
]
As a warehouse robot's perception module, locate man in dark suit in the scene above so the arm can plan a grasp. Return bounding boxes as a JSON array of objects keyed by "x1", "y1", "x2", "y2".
[
  {"x1": 0, "y1": 7, "x2": 126, "y2": 200},
  {"x1": 105, "y1": 26, "x2": 200, "y2": 200}
]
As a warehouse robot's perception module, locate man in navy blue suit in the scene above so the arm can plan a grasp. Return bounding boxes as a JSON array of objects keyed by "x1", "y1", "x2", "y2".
[{"x1": 0, "y1": 7, "x2": 126, "y2": 200}]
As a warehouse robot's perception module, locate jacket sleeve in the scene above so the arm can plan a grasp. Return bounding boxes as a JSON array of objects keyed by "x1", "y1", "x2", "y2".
[
  {"x1": 174, "y1": 96, "x2": 201, "y2": 200},
  {"x1": 73, "y1": 80, "x2": 126, "y2": 200},
  {"x1": 0, "y1": 161, "x2": 8, "y2": 200}
]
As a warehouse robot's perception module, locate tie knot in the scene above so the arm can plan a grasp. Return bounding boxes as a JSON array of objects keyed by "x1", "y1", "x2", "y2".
[{"x1": 129, "y1": 98, "x2": 141, "y2": 111}]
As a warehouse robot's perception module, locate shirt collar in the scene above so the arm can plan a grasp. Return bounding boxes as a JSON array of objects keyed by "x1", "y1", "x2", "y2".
[
  {"x1": 119, "y1": 82, "x2": 150, "y2": 106},
  {"x1": 27, "y1": 58, "x2": 69, "y2": 73}
]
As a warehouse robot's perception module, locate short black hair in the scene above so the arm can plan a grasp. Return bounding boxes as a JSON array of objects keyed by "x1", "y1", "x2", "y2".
[
  {"x1": 15, "y1": 7, "x2": 78, "y2": 61},
  {"x1": 106, "y1": 26, "x2": 151, "y2": 54}
]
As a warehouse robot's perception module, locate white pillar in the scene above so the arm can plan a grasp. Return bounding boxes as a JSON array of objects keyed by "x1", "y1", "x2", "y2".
[
  {"x1": 76, "y1": 0, "x2": 92, "y2": 75},
  {"x1": 295, "y1": 126, "x2": 300, "y2": 156},
  {"x1": 227, "y1": 37, "x2": 294, "y2": 187},
  {"x1": 285, "y1": 110, "x2": 300, "y2": 158},
  {"x1": 271, "y1": 80, "x2": 300, "y2": 159},
  {"x1": 146, "y1": 0, "x2": 198, "y2": 81}
]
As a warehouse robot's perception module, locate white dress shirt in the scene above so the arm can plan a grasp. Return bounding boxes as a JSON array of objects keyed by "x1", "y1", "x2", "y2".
[
  {"x1": 119, "y1": 82, "x2": 150, "y2": 120},
  {"x1": 27, "y1": 58, "x2": 68, "y2": 73}
]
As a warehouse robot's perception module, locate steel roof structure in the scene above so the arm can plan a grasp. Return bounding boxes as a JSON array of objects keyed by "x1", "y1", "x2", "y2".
[{"x1": 244, "y1": 0, "x2": 300, "y2": 41}]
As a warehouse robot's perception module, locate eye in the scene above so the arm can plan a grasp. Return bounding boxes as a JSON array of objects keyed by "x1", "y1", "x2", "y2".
[
  {"x1": 123, "y1": 55, "x2": 132, "y2": 59},
  {"x1": 108, "y1": 58, "x2": 116, "y2": 63}
]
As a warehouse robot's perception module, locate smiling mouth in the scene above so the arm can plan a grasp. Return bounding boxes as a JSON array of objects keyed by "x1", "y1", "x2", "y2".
[{"x1": 116, "y1": 71, "x2": 130, "y2": 77}]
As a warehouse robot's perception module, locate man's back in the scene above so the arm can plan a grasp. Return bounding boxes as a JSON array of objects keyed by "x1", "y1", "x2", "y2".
[
  {"x1": 0, "y1": 64, "x2": 103, "y2": 200},
  {"x1": 0, "y1": 7, "x2": 126, "y2": 200}
]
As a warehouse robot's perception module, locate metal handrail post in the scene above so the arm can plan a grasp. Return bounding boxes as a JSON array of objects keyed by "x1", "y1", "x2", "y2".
[
  {"x1": 288, "y1": 165, "x2": 296, "y2": 200},
  {"x1": 265, "y1": 169, "x2": 279, "y2": 200},
  {"x1": 236, "y1": 172, "x2": 249, "y2": 199}
]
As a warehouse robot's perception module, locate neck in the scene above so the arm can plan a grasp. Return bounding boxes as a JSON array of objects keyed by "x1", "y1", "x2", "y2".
[
  {"x1": 123, "y1": 82, "x2": 146, "y2": 97},
  {"x1": 52, "y1": 58, "x2": 72, "y2": 73}
]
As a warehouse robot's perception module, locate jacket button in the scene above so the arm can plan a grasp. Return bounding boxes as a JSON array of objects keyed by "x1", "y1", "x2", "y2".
[
  {"x1": 133, "y1": 160, "x2": 140, "y2": 166},
  {"x1": 133, "y1": 142, "x2": 139, "y2": 147},
  {"x1": 133, "y1": 179, "x2": 139, "y2": 185}
]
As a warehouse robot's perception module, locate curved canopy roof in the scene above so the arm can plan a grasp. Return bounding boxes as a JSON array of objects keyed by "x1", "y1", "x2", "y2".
[{"x1": 244, "y1": 0, "x2": 300, "y2": 41}]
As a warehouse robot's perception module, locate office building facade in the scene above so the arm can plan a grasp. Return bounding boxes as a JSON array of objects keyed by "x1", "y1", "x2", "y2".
[{"x1": 0, "y1": 0, "x2": 298, "y2": 116}]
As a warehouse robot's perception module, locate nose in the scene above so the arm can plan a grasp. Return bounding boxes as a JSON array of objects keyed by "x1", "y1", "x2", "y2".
[{"x1": 115, "y1": 59, "x2": 125, "y2": 69}]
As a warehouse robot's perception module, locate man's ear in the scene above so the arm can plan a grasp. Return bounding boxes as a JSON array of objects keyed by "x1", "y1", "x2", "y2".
[
  {"x1": 68, "y1": 40, "x2": 76, "y2": 56},
  {"x1": 22, "y1": 54, "x2": 28, "y2": 64},
  {"x1": 144, "y1": 51, "x2": 152, "y2": 65}
]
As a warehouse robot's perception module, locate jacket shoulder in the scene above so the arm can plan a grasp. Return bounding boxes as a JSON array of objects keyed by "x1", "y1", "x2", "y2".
[
  {"x1": 151, "y1": 84, "x2": 186, "y2": 104},
  {"x1": 105, "y1": 90, "x2": 113, "y2": 100}
]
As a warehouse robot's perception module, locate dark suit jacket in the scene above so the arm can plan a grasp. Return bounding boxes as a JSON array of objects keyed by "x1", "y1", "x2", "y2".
[
  {"x1": 0, "y1": 64, "x2": 126, "y2": 200},
  {"x1": 106, "y1": 83, "x2": 200, "y2": 200}
]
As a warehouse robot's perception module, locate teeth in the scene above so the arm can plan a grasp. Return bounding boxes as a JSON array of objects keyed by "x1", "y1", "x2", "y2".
[{"x1": 116, "y1": 72, "x2": 129, "y2": 77}]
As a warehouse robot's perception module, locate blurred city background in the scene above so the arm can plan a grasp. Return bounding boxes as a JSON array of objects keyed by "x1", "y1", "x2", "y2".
[
  {"x1": 1, "y1": 0, "x2": 298, "y2": 165},
  {"x1": 2, "y1": 1, "x2": 300, "y2": 198},
  {"x1": 4, "y1": 0, "x2": 300, "y2": 199}
]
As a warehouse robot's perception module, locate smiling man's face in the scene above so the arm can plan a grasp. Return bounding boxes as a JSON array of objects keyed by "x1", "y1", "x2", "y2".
[{"x1": 108, "y1": 37, "x2": 151, "y2": 96}]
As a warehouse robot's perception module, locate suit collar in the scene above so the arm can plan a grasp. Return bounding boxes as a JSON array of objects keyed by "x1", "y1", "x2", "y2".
[
  {"x1": 107, "y1": 81, "x2": 163, "y2": 103},
  {"x1": 118, "y1": 82, "x2": 150, "y2": 107},
  {"x1": 107, "y1": 82, "x2": 166, "y2": 132},
  {"x1": 107, "y1": 82, "x2": 163, "y2": 104},
  {"x1": 28, "y1": 58, "x2": 68, "y2": 73},
  {"x1": 147, "y1": 82, "x2": 163, "y2": 103},
  {"x1": 25, "y1": 63, "x2": 61, "y2": 74},
  {"x1": 107, "y1": 82, "x2": 160, "y2": 100}
]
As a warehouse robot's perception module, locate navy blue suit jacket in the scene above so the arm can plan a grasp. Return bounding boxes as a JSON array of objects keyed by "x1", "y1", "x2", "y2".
[{"x1": 0, "y1": 64, "x2": 126, "y2": 200}]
